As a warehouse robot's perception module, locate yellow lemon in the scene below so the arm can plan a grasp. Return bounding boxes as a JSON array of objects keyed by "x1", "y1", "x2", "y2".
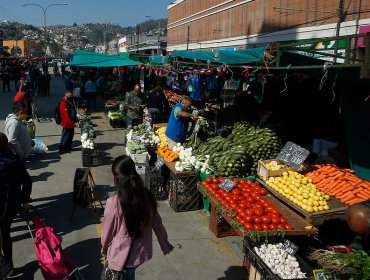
[
  {"x1": 324, "y1": 205, "x2": 330, "y2": 210},
  {"x1": 324, "y1": 195, "x2": 330, "y2": 200},
  {"x1": 313, "y1": 201, "x2": 319, "y2": 207},
  {"x1": 318, "y1": 206, "x2": 324, "y2": 211},
  {"x1": 306, "y1": 206, "x2": 313, "y2": 213},
  {"x1": 313, "y1": 206, "x2": 319, "y2": 212}
]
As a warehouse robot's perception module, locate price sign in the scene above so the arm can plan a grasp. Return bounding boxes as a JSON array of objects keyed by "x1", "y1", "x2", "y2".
[
  {"x1": 218, "y1": 178, "x2": 236, "y2": 192},
  {"x1": 131, "y1": 135, "x2": 141, "y2": 143},
  {"x1": 135, "y1": 165, "x2": 146, "y2": 175},
  {"x1": 283, "y1": 240, "x2": 299, "y2": 256},
  {"x1": 155, "y1": 156, "x2": 165, "y2": 170},
  {"x1": 277, "y1": 141, "x2": 310, "y2": 170}
]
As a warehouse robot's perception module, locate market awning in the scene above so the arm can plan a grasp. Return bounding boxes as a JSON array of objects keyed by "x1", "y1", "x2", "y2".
[
  {"x1": 70, "y1": 50, "x2": 140, "y2": 67},
  {"x1": 169, "y1": 48, "x2": 265, "y2": 65},
  {"x1": 149, "y1": 55, "x2": 169, "y2": 65}
]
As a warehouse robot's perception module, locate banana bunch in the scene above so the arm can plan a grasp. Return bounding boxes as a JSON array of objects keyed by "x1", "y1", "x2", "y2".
[{"x1": 156, "y1": 126, "x2": 168, "y2": 148}]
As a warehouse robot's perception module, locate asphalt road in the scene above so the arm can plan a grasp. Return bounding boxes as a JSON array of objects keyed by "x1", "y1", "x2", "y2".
[{"x1": 0, "y1": 74, "x2": 247, "y2": 280}]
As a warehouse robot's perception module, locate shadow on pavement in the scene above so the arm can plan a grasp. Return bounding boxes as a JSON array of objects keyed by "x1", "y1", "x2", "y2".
[
  {"x1": 217, "y1": 266, "x2": 248, "y2": 280},
  {"x1": 64, "y1": 238, "x2": 103, "y2": 280},
  {"x1": 9, "y1": 260, "x2": 39, "y2": 280},
  {"x1": 32, "y1": 171, "x2": 54, "y2": 182},
  {"x1": 27, "y1": 151, "x2": 61, "y2": 170}
]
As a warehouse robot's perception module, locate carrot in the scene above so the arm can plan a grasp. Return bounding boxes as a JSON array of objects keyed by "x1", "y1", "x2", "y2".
[
  {"x1": 361, "y1": 188, "x2": 370, "y2": 196},
  {"x1": 347, "y1": 198, "x2": 360, "y2": 205},
  {"x1": 341, "y1": 192, "x2": 355, "y2": 200},
  {"x1": 357, "y1": 193, "x2": 369, "y2": 200},
  {"x1": 352, "y1": 187, "x2": 364, "y2": 195}
]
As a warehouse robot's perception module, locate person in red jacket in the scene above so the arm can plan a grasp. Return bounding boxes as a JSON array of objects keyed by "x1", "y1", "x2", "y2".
[{"x1": 59, "y1": 90, "x2": 78, "y2": 154}]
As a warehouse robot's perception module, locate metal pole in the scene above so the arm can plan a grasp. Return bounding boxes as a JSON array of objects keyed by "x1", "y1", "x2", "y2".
[
  {"x1": 136, "y1": 25, "x2": 139, "y2": 53},
  {"x1": 157, "y1": 21, "x2": 161, "y2": 55},
  {"x1": 334, "y1": 0, "x2": 346, "y2": 63},
  {"x1": 186, "y1": 25, "x2": 190, "y2": 50}
]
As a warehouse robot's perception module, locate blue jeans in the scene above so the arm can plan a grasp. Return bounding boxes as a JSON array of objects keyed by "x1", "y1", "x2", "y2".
[
  {"x1": 59, "y1": 128, "x2": 74, "y2": 152},
  {"x1": 148, "y1": 108, "x2": 162, "y2": 124}
]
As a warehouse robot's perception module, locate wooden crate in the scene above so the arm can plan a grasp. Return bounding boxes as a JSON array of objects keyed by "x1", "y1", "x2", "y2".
[
  {"x1": 198, "y1": 184, "x2": 319, "y2": 236},
  {"x1": 257, "y1": 159, "x2": 294, "y2": 181},
  {"x1": 209, "y1": 204, "x2": 239, "y2": 238},
  {"x1": 257, "y1": 179, "x2": 348, "y2": 226}
]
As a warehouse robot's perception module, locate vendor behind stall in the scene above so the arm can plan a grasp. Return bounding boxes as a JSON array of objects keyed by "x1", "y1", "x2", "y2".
[
  {"x1": 125, "y1": 84, "x2": 146, "y2": 127},
  {"x1": 165, "y1": 97, "x2": 198, "y2": 148}
]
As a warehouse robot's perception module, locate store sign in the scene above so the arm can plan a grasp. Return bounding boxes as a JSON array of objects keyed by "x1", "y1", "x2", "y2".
[
  {"x1": 283, "y1": 240, "x2": 299, "y2": 256},
  {"x1": 218, "y1": 178, "x2": 236, "y2": 192},
  {"x1": 155, "y1": 156, "x2": 165, "y2": 170},
  {"x1": 277, "y1": 141, "x2": 309, "y2": 170}
]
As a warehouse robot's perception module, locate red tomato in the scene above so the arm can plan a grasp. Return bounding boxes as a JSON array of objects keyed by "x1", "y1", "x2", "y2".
[
  {"x1": 245, "y1": 209, "x2": 254, "y2": 216},
  {"x1": 230, "y1": 203, "x2": 238, "y2": 211},
  {"x1": 218, "y1": 177, "x2": 225, "y2": 182},
  {"x1": 239, "y1": 202, "x2": 247, "y2": 210},
  {"x1": 231, "y1": 188, "x2": 241, "y2": 196},
  {"x1": 214, "y1": 194, "x2": 221, "y2": 201},
  {"x1": 280, "y1": 217, "x2": 288, "y2": 225},
  {"x1": 206, "y1": 178, "x2": 213, "y2": 184},
  {"x1": 211, "y1": 183, "x2": 219, "y2": 190},
  {"x1": 201, "y1": 181, "x2": 208, "y2": 187},
  {"x1": 246, "y1": 197, "x2": 255, "y2": 204},
  {"x1": 258, "y1": 198, "x2": 267, "y2": 204},
  {"x1": 262, "y1": 223, "x2": 270, "y2": 230},
  {"x1": 254, "y1": 217, "x2": 262, "y2": 224},
  {"x1": 269, "y1": 224, "x2": 277, "y2": 230},
  {"x1": 212, "y1": 178, "x2": 220, "y2": 184},
  {"x1": 285, "y1": 224, "x2": 293, "y2": 230},
  {"x1": 254, "y1": 209, "x2": 264, "y2": 217},
  {"x1": 236, "y1": 207, "x2": 244, "y2": 213},
  {"x1": 218, "y1": 199, "x2": 226, "y2": 205},
  {"x1": 254, "y1": 224, "x2": 262, "y2": 231},
  {"x1": 244, "y1": 215, "x2": 254, "y2": 223},
  {"x1": 244, "y1": 223, "x2": 254, "y2": 230},
  {"x1": 232, "y1": 194, "x2": 240, "y2": 201},
  {"x1": 236, "y1": 215, "x2": 243, "y2": 222},
  {"x1": 245, "y1": 180, "x2": 253, "y2": 185},
  {"x1": 259, "y1": 188, "x2": 268, "y2": 195},
  {"x1": 271, "y1": 213, "x2": 281, "y2": 220},
  {"x1": 261, "y1": 216, "x2": 271, "y2": 224},
  {"x1": 271, "y1": 209, "x2": 281, "y2": 216},
  {"x1": 277, "y1": 224, "x2": 285, "y2": 229},
  {"x1": 271, "y1": 218, "x2": 280, "y2": 225},
  {"x1": 254, "y1": 195, "x2": 262, "y2": 201},
  {"x1": 232, "y1": 178, "x2": 238, "y2": 183}
]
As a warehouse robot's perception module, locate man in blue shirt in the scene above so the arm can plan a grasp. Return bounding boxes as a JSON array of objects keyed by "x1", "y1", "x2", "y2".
[{"x1": 165, "y1": 97, "x2": 198, "y2": 148}]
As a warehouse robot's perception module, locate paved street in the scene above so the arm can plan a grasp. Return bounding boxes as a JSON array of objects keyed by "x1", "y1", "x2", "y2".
[{"x1": 0, "y1": 75, "x2": 247, "y2": 280}]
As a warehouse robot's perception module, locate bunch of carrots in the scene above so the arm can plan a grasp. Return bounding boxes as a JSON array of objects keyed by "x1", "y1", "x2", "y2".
[{"x1": 306, "y1": 164, "x2": 370, "y2": 205}]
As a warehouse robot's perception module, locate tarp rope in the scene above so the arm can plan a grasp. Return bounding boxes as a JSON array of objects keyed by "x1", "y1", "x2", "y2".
[{"x1": 280, "y1": 64, "x2": 291, "y2": 94}]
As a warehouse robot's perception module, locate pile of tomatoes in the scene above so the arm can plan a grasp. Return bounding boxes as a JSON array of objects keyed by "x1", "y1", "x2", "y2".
[{"x1": 201, "y1": 177, "x2": 294, "y2": 231}]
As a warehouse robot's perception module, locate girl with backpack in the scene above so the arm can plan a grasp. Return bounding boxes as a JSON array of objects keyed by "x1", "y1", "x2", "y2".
[{"x1": 101, "y1": 155, "x2": 174, "y2": 280}]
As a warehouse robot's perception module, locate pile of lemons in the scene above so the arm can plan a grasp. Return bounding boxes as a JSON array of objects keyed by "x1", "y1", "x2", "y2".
[
  {"x1": 265, "y1": 160, "x2": 284, "y2": 171},
  {"x1": 156, "y1": 126, "x2": 168, "y2": 148},
  {"x1": 266, "y1": 171, "x2": 330, "y2": 213}
]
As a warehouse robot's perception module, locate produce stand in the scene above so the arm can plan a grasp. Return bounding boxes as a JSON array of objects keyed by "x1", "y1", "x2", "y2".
[
  {"x1": 198, "y1": 184, "x2": 318, "y2": 237},
  {"x1": 165, "y1": 161, "x2": 202, "y2": 212},
  {"x1": 257, "y1": 179, "x2": 348, "y2": 226},
  {"x1": 243, "y1": 236, "x2": 313, "y2": 280}
]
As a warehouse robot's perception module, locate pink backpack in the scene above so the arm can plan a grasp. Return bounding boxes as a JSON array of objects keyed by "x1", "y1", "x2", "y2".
[{"x1": 32, "y1": 215, "x2": 76, "y2": 280}]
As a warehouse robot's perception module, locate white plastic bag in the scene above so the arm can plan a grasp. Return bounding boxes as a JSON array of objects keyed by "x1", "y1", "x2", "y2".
[{"x1": 31, "y1": 138, "x2": 48, "y2": 155}]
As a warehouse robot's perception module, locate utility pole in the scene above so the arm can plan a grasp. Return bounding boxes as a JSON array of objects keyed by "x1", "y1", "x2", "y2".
[
  {"x1": 186, "y1": 25, "x2": 190, "y2": 50},
  {"x1": 334, "y1": 0, "x2": 347, "y2": 63},
  {"x1": 136, "y1": 24, "x2": 140, "y2": 53},
  {"x1": 157, "y1": 21, "x2": 161, "y2": 55}
]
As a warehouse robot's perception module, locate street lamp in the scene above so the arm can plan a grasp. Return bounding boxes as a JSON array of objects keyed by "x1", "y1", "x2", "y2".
[
  {"x1": 21, "y1": 3, "x2": 68, "y2": 58},
  {"x1": 145, "y1": 16, "x2": 161, "y2": 55}
]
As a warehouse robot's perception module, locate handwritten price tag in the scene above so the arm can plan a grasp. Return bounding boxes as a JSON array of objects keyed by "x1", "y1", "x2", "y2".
[
  {"x1": 218, "y1": 178, "x2": 236, "y2": 192},
  {"x1": 155, "y1": 156, "x2": 165, "y2": 170},
  {"x1": 283, "y1": 240, "x2": 299, "y2": 256}
]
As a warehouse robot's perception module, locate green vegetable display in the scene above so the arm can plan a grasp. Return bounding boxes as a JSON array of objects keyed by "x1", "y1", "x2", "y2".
[
  {"x1": 189, "y1": 122, "x2": 282, "y2": 177},
  {"x1": 126, "y1": 141, "x2": 147, "y2": 154}
]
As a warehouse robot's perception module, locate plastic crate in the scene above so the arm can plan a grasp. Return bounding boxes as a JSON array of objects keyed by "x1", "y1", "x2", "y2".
[
  {"x1": 169, "y1": 174, "x2": 201, "y2": 212},
  {"x1": 209, "y1": 205, "x2": 238, "y2": 238},
  {"x1": 109, "y1": 118, "x2": 125, "y2": 128},
  {"x1": 146, "y1": 167, "x2": 166, "y2": 200},
  {"x1": 243, "y1": 236, "x2": 311, "y2": 280},
  {"x1": 82, "y1": 148, "x2": 99, "y2": 167},
  {"x1": 125, "y1": 147, "x2": 149, "y2": 165}
]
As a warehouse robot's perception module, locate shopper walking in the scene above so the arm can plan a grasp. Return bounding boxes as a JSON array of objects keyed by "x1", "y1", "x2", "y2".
[
  {"x1": 58, "y1": 90, "x2": 78, "y2": 154},
  {"x1": 101, "y1": 155, "x2": 173, "y2": 280},
  {"x1": 84, "y1": 76, "x2": 98, "y2": 112},
  {"x1": 0, "y1": 132, "x2": 32, "y2": 278}
]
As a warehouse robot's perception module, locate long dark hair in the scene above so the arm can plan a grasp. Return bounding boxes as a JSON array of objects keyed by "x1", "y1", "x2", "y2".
[{"x1": 112, "y1": 155, "x2": 157, "y2": 238}]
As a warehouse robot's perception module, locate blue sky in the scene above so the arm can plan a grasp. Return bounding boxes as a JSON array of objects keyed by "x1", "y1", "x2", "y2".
[{"x1": 1, "y1": 0, "x2": 171, "y2": 27}]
